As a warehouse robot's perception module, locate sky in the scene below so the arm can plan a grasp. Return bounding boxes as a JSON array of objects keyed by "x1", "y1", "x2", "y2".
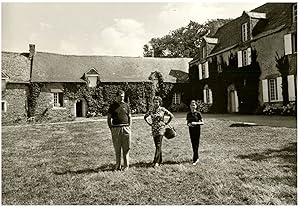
[{"x1": 1, "y1": 1, "x2": 268, "y2": 57}]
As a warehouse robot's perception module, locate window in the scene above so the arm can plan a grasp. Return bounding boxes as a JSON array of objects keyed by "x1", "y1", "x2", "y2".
[
  {"x1": 2, "y1": 101, "x2": 7, "y2": 112},
  {"x1": 242, "y1": 22, "x2": 248, "y2": 42},
  {"x1": 203, "y1": 85, "x2": 213, "y2": 104},
  {"x1": 284, "y1": 33, "x2": 297, "y2": 55},
  {"x1": 53, "y1": 92, "x2": 64, "y2": 107},
  {"x1": 87, "y1": 75, "x2": 98, "y2": 87},
  {"x1": 201, "y1": 62, "x2": 209, "y2": 78},
  {"x1": 242, "y1": 50, "x2": 248, "y2": 66},
  {"x1": 269, "y1": 79, "x2": 278, "y2": 101},
  {"x1": 237, "y1": 48, "x2": 251, "y2": 67},
  {"x1": 172, "y1": 93, "x2": 181, "y2": 104},
  {"x1": 202, "y1": 64, "x2": 206, "y2": 79},
  {"x1": 293, "y1": 4, "x2": 297, "y2": 23},
  {"x1": 217, "y1": 63, "x2": 222, "y2": 73}
]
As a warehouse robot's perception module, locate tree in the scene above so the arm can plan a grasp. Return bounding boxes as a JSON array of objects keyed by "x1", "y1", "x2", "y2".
[
  {"x1": 143, "y1": 19, "x2": 231, "y2": 58},
  {"x1": 275, "y1": 52, "x2": 289, "y2": 106}
]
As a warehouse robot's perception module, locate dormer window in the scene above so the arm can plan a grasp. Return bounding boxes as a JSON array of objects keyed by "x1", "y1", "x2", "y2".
[
  {"x1": 293, "y1": 4, "x2": 297, "y2": 23},
  {"x1": 85, "y1": 68, "x2": 99, "y2": 87},
  {"x1": 242, "y1": 22, "x2": 248, "y2": 42}
]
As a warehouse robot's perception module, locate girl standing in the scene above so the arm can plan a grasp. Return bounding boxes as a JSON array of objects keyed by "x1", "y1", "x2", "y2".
[
  {"x1": 186, "y1": 100, "x2": 204, "y2": 165},
  {"x1": 144, "y1": 96, "x2": 174, "y2": 167}
]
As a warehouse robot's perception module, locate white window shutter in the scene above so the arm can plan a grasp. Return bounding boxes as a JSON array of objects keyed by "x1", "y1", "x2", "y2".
[
  {"x1": 276, "y1": 77, "x2": 283, "y2": 101},
  {"x1": 198, "y1": 64, "x2": 202, "y2": 80},
  {"x1": 284, "y1": 34, "x2": 292, "y2": 55},
  {"x1": 237, "y1": 51, "x2": 242, "y2": 68},
  {"x1": 288, "y1": 75, "x2": 296, "y2": 101},
  {"x1": 205, "y1": 62, "x2": 209, "y2": 78},
  {"x1": 209, "y1": 89, "x2": 213, "y2": 104},
  {"x1": 262, "y1": 79, "x2": 269, "y2": 102},
  {"x1": 247, "y1": 48, "x2": 252, "y2": 65},
  {"x1": 203, "y1": 89, "x2": 207, "y2": 103}
]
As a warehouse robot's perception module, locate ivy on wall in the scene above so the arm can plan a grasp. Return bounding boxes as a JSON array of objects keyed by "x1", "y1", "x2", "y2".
[
  {"x1": 190, "y1": 48, "x2": 262, "y2": 114},
  {"x1": 27, "y1": 82, "x2": 43, "y2": 118},
  {"x1": 63, "y1": 81, "x2": 154, "y2": 117}
]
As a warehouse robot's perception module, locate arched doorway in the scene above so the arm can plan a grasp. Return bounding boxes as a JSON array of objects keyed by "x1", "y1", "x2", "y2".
[
  {"x1": 227, "y1": 84, "x2": 239, "y2": 113},
  {"x1": 75, "y1": 99, "x2": 87, "y2": 117}
]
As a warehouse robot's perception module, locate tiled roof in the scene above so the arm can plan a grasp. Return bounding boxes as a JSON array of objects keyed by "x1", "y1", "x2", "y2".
[
  {"x1": 1, "y1": 52, "x2": 31, "y2": 83},
  {"x1": 31, "y1": 52, "x2": 191, "y2": 83},
  {"x1": 209, "y1": 3, "x2": 293, "y2": 55}
]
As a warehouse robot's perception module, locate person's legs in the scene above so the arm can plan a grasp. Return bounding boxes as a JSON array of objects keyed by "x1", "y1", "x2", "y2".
[
  {"x1": 121, "y1": 126, "x2": 131, "y2": 169},
  {"x1": 189, "y1": 127, "x2": 200, "y2": 162},
  {"x1": 153, "y1": 135, "x2": 163, "y2": 164},
  {"x1": 111, "y1": 127, "x2": 122, "y2": 170}
]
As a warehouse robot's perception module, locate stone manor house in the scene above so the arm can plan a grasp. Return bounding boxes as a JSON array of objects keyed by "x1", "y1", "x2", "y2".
[{"x1": 1, "y1": 3, "x2": 297, "y2": 125}]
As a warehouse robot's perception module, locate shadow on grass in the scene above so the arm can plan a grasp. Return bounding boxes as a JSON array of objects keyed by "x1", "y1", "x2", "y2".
[
  {"x1": 52, "y1": 160, "x2": 190, "y2": 175},
  {"x1": 236, "y1": 142, "x2": 297, "y2": 171}
]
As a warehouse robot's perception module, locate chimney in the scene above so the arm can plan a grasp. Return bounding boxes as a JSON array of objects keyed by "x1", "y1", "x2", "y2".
[{"x1": 29, "y1": 44, "x2": 36, "y2": 59}]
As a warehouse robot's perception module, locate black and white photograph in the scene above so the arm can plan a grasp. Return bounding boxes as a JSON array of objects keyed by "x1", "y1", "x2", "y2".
[{"x1": 1, "y1": 0, "x2": 297, "y2": 205}]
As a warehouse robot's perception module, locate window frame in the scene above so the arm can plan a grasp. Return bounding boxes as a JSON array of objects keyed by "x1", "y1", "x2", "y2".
[
  {"x1": 268, "y1": 79, "x2": 278, "y2": 102},
  {"x1": 242, "y1": 22, "x2": 248, "y2": 42},
  {"x1": 53, "y1": 92, "x2": 65, "y2": 108},
  {"x1": 172, "y1": 92, "x2": 181, "y2": 105},
  {"x1": 87, "y1": 74, "x2": 98, "y2": 87},
  {"x1": 293, "y1": 4, "x2": 297, "y2": 23}
]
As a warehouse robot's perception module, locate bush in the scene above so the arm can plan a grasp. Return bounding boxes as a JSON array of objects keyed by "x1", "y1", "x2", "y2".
[
  {"x1": 262, "y1": 102, "x2": 296, "y2": 116},
  {"x1": 195, "y1": 100, "x2": 211, "y2": 113},
  {"x1": 169, "y1": 103, "x2": 189, "y2": 112}
]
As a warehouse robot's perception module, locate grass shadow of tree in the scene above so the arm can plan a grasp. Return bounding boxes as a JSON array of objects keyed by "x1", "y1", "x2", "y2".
[{"x1": 236, "y1": 142, "x2": 297, "y2": 171}]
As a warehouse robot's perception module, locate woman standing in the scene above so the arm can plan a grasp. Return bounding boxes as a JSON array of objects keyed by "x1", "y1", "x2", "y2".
[
  {"x1": 186, "y1": 100, "x2": 204, "y2": 165},
  {"x1": 144, "y1": 96, "x2": 174, "y2": 167}
]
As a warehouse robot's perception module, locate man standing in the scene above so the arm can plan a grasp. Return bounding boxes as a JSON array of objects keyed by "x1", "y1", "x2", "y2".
[{"x1": 107, "y1": 89, "x2": 132, "y2": 171}]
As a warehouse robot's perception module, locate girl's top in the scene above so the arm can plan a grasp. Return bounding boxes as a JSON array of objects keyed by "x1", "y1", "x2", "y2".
[
  {"x1": 186, "y1": 110, "x2": 203, "y2": 128},
  {"x1": 145, "y1": 106, "x2": 173, "y2": 136}
]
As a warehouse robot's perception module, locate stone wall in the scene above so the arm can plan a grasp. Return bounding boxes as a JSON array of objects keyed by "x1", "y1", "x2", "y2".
[{"x1": 2, "y1": 84, "x2": 28, "y2": 125}]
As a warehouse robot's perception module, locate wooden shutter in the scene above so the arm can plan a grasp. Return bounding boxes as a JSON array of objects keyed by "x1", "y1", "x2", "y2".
[
  {"x1": 288, "y1": 75, "x2": 296, "y2": 101},
  {"x1": 198, "y1": 64, "x2": 202, "y2": 80},
  {"x1": 203, "y1": 89, "x2": 207, "y2": 103},
  {"x1": 262, "y1": 79, "x2": 269, "y2": 102},
  {"x1": 205, "y1": 62, "x2": 209, "y2": 78},
  {"x1": 209, "y1": 89, "x2": 213, "y2": 104},
  {"x1": 276, "y1": 77, "x2": 283, "y2": 101},
  {"x1": 247, "y1": 48, "x2": 252, "y2": 65},
  {"x1": 237, "y1": 51, "x2": 242, "y2": 67},
  {"x1": 284, "y1": 34, "x2": 292, "y2": 55}
]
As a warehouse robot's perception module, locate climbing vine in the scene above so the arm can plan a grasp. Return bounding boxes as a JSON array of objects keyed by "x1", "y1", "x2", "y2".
[{"x1": 27, "y1": 82, "x2": 43, "y2": 118}]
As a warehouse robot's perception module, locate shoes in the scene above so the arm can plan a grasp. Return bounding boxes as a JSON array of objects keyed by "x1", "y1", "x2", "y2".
[
  {"x1": 123, "y1": 166, "x2": 129, "y2": 171},
  {"x1": 153, "y1": 163, "x2": 159, "y2": 167},
  {"x1": 192, "y1": 159, "x2": 199, "y2": 165}
]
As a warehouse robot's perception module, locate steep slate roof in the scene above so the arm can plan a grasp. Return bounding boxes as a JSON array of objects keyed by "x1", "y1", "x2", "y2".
[
  {"x1": 209, "y1": 3, "x2": 293, "y2": 55},
  {"x1": 31, "y1": 52, "x2": 191, "y2": 83},
  {"x1": 1, "y1": 52, "x2": 31, "y2": 83}
]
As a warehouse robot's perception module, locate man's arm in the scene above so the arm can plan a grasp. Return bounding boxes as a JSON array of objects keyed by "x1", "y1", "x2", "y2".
[{"x1": 128, "y1": 114, "x2": 132, "y2": 127}]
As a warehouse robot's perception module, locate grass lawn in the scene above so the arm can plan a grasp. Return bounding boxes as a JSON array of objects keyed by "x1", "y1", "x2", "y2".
[{"x1": 1, "y1": 117, "x2": 297, "y2": 205}]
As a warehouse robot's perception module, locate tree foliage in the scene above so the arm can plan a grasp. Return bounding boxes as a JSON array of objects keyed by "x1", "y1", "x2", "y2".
[{"x1": 143, "y1": 19, "x2": 231, "y2": 58}]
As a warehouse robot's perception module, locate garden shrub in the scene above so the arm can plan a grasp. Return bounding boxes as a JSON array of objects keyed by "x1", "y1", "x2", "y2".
[
  {"x1": 170, "y1": 103, "x2": 189, "y2": 112},
  {"x1": 195, "y1": 100, "x2": 211, "y2": 113},
  {"x1": 262, "y1": 102, "x2": 296, "y2": 116}
]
